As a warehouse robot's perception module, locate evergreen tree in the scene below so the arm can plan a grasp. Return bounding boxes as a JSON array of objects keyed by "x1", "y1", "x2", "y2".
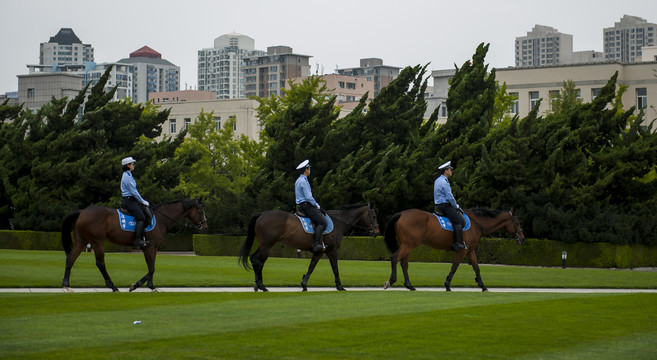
[{"x1": 0, "y1": 66, "x2": 187, "y2": 230}]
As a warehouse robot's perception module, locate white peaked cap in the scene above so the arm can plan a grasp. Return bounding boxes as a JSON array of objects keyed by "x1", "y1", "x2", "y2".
[{"x1": 296, "y1": 159, "x2": 310, "y2": 170}]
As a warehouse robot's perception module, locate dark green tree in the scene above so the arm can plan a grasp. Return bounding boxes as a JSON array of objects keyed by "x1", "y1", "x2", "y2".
[{"x1": 0, "y1": 66, "x2": 188, "y2": 230}]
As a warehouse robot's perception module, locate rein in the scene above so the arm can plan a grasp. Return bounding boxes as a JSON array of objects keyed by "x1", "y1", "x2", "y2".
[
  {"x1": 331, "y1": 204, "x2": 377, "y2": 236},
  {"x1": 150, "y1": 200, "x2": 206, "y2": 232},
  {"x1": 468, "y1": 209, "x2": 522, "y2": 242}
]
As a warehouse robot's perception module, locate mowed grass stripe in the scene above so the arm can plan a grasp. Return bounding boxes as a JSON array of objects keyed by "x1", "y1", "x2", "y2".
[
  {"x1": 1, "y1": 292, "x2": 655, "y2": 359},
  {"x1": 1, "y1": 250, "x2": 656, "y2": 289}
]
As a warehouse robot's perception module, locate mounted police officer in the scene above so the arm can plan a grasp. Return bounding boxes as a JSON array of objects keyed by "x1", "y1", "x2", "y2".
[
  {"x1": 434, "y1": 161, "x2": 467, "y2": 251},
  {"x1": 120, "y1": 156, "x2": 150, "y2": 248},
  {"x1": 295, "y1": 159, "x2": 326, "y2": 253}
]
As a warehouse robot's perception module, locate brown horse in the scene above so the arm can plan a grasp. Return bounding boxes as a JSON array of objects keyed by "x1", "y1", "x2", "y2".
[
  {"x1": 383, "y1": 208, "x2": 524, "y2": 291},
  {"x1": 61, "y1": 199, "x2": 207, "y2": 292},
  {"x1": 239, "y1": 203, "x2": 380, "y2": 292}
]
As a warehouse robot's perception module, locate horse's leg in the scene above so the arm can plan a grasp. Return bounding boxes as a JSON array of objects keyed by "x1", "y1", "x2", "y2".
[
  {"x1": 62, "y1": 241, "x2": 85, "y2": 291},
  {"x1": 395, "y1": 244, "x2": 415, "y2": 291},
  {"x1": 300, "y1": 253, "x2": 322, "y2": 292},
  {"x1": 468, "y1": 250, "x2": 488, "y2": 292},
  {"x1": 130, "y1": 248, "x2": 157, "y2": 292},
  {"x1": 92, "y1": 243, "x2": 119, "y2": 292},
  {"x1": 384, "y1": 251, "x2": 399, "y2": 289},
  {"x1": 250, "y1": 247, "x2": 270, "y2": 292},
  {"x1": 444, "y1": 250, "x2": 467, "y2": 292},
  {"x1": 400, "y1": 253, "x2": 415, "y2": 291},
  {"x1": 326, "y1": 248, "x2": 346, "y2": 291}
]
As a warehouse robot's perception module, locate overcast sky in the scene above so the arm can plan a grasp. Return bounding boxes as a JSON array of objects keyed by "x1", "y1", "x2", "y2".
[{"x1": 1, "y1": 0, "x2": 656, "y2": 94}]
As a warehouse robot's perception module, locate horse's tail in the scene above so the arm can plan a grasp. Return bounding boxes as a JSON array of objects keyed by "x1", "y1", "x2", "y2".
[
  {"x1": 238, "y1": 213, "x2": 261, "y2": 270},
  {"x1": 61, "y1": 211, "x2": 81, "y2": 255},
  {"x1": 384, "y1": 212, "x2": 402, "y2": 254}
]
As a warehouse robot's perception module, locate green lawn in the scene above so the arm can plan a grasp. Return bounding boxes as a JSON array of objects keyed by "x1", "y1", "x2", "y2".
[
  {"x1": 1, "y1": 291, "x2": 655, "y2": 359},
  {"x1": 1, "y1": 250, "x2": 656, "y2": 359},
  {"x1": 0, "y1": 249, "x2": 655, "y2": 289}
]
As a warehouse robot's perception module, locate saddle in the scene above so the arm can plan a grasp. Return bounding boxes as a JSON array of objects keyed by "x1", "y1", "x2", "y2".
[
  {"x1": 117, "y1": 209, "x2": 156, "y2": 232},
  {"x1": 293, "y1": 208, "x2": 334, "y2": 235},
  {"x1": 432, "y1": 207, "x2": 471, "y2": 232}
]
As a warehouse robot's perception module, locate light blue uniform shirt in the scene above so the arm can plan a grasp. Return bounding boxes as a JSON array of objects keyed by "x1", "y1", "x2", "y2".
[
  {"x1": 121, "y1": 171, "x2": 146, "y2": 204},
  {"x1": 434, "y1": 175, "x2": 458, "y2": 208},
  {"x1": 295, "y1": 174, "x2": 319, "y2": 207}
]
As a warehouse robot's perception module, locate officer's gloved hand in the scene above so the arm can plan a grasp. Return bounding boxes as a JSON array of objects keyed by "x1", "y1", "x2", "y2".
[{"x1": 142, "y1": 200, "x2": 150, "y2": 207}]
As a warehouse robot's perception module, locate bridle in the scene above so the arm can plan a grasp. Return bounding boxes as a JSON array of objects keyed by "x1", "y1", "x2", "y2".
[
  {"x1": 151, "y1": 200, "x2": 207, "y2": 232},
  {"x1": 193, "y1": 201, "x2": 208, "y2": 232},
  {"x1": 334, "y1": 204, "x2": 378, "y2": 236},
  {"x1": 509, "y1": 210, "x2": 523, "y2": 242}
]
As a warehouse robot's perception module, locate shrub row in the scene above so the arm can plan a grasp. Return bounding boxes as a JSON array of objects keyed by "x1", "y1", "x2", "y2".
[
  {"x1": 3, "y1": 230, "x2": 656, "y2": 268},
  {"x1": 0, "y1": 230, "x2": 194, "y2": 252},
  {"x1": 193, "y1": 234, "x2": 657, "y2": 269}
]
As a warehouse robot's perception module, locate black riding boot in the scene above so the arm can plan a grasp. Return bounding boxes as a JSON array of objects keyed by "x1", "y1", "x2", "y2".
[
  {"x1": 133, "y1": 221, "x2": 149, "y2": 248},
  {"x1": 453, "y1": 224, "x2": 467, "y2": 251},
  {"x1": 312, "y1": 223, "x2": 326, "y2": 253}
]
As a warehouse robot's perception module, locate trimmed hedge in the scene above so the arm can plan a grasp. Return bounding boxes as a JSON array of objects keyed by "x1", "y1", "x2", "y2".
[
  {"x1": 193, "y1": 234, "x2": 657, "y2": 269},
  {"x1": 0, "y1": 230, "x2": 194, "y2": 252},
  {"x1": 2, "y1": 230, "x2": 656, "y2": 268}
]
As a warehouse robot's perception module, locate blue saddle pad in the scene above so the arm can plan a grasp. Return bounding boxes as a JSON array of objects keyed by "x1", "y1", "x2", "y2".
[
  {"x1": 295, "y1": 214, "x2": 334, "y2": 234},
  {"x1": 433, "y1": 213, "x2": 471, "y2": 231},
  {"x1": 117, "y1": 210, "x2": 156, "y2": 232}
]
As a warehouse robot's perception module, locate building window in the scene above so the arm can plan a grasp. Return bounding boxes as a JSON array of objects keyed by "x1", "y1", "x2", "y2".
[
  {"x1": 592, "y1": 88, "x2": 601, "y2": 99},
  {"x1": 529, "y1": 91, "x2": 540, "y2": 110},
  {"x1": 215, "y1": 116, "x2": 221, "y2": 130},
  {"x1": 347, "y1": 82, "x2": 356, "y2": 90},
  {"x1": 549, "y1": 90, "x2": 560, "y2": 111},
  {"x1": 170, "y1": 119, "x2": 177, "y2": 133},
  {"x1": 338, "y1": 81, "x2": 345, "y2": 88},
  {"x1": 27, "y1": 88, "x2": 35, "y2": 98},
  {"x1": 637, "y1": 88, "x2": 647, "y2": 109},
  {"x1": 510, "y1": 92, "x2": 519, "y2": 114},
  {"x1": 441, "y1": 103, "x2": 448, "y2": 117},
  {"x1": 184, "y1": 118, "x2": 191, "y2": 130}
]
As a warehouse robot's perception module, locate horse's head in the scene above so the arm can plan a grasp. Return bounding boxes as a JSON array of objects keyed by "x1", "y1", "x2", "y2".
[
  {"x1": 362, "y1": 204, "x2": 381, "y2": 237},
  {"x1": 189, "y1": 199, "x2": 208, "y2": 233},
  {"x1": 507, "y1": 209, "x2": 524, "y2": 245}
]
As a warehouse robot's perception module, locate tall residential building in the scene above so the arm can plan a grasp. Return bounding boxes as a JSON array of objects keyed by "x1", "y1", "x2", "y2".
[
  {"x1": 197, "y1": 33, "x2": 265, "y2": 99},
  {"x1": 515, "y1": 25, "x2": 604, "y2": 67},
  {"x1": 603, "y1": 15, "x2": 657, "y2": 63},
  {"x1": 39, "y1": 28, "x2": 94, "y2": 71},
  {"x1": 336, "y1": 58, "x2": 400, "y2": 97},
  {"x1": 243, "y1": 46, "x2": 311, "y2": 98},
  {"x1": 515, "y1": 25, "x2": 572, "y2": 67},
  {"x1": 117, "y1": 46, "x2": 180, "y2": 104}
]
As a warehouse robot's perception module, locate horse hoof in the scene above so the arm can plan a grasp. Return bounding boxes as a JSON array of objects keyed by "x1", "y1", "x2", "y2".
[
  {"x1": 129, "y1": 284, "x2": 136, "y2": 292},
  {"x1": 63, "y1": 287, "x2": 74, "y2": 293},
  {"x1": 151, "y1": 288, "x2": 160, "y2": 292},
  {"x1": 112, "y1": 288, "x2": 120, "y2": 292},
  {"x1": 336, "y1": 286, "x2": 346, "y2": 291},
  {"x1": 253, "y1": 285, "x2": 258, "y2": 292},
  {"x1": 404, "y1": 283, "x2": 416, "y2": 291},
  {"x1": 482, "y1": 288, "x2": 488, "y2": 292},
  {"x1": 384, "y1": 281, "x2": 390, "y2": 289}
]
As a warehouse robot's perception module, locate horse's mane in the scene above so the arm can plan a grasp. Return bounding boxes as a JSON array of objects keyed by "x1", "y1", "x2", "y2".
[
  {"x1": 335, "y1": 203, "x2": 369, "y2": 210},
  {"x1": 470, "y1": 208, "x2": 504, "y2": 218}
]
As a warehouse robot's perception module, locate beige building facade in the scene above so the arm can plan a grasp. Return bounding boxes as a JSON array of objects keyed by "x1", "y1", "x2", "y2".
[
  {"x1": 155, "y1": 98, "x2": 261, "y2": 141},
  {"x1": 496, "y1": 62, "x2": 657, "y2": 128},
  {"x1": 149, "y1": 90, "x2": 214, "y2": 104},
  {"x1": 17, "y1": 72, "x2": 82, "y2": 112}
]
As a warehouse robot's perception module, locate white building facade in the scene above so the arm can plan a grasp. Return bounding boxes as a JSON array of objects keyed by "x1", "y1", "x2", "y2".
[
  {"x1": 39, "y1": 28, "x2": 94, "y2": 70},
  {"x1": 197, "y1": 33, "x2": 265, "y2": 99}
]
